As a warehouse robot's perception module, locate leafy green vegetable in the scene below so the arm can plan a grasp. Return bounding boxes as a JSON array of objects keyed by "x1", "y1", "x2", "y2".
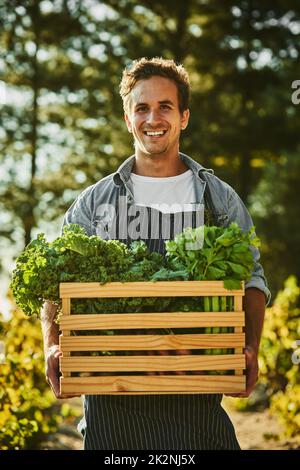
[
  {"x1": 10, "y1": 224, "x2": 167, "y2": 317},
  {"x1": 160, "y1": 222, "x2": 259, "y2": 289},
  {"x1": 11, "y1": 222, "x2": 258, "y2": 319},
  {"x1": 10, "y1": 222, "x2": 258, "y2": 367}
]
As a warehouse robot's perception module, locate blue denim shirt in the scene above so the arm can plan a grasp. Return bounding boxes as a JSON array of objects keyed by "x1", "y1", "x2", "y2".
[{"x1": 63, "y1": 152, "x2": 271, "y2": 304}]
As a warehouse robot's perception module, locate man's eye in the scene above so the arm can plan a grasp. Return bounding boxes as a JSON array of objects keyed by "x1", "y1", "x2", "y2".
[
  {"x1": 161, "y1": 105, "x2": 171, "y2": 110},
  {"x1": 136, "y1": 107, "x2": 147, "y2": 112}
]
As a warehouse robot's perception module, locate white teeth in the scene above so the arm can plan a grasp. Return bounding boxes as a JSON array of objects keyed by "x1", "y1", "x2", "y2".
[{"x1": 146, "y1": 131, "x2": 165, "y2": 136}]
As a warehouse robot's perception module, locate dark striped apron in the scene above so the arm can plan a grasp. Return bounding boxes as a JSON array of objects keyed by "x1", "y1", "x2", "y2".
[{"x1": 78, "y1": 181, "x2": 240, "y2": 450}]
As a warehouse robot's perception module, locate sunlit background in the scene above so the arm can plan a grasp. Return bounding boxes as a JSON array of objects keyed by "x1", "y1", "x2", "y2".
[{"x1": 0, "y1": 0, "x2": 300, "y2": 450}]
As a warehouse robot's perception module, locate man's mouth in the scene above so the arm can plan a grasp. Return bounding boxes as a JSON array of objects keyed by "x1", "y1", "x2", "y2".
[{"x1": 143, "y1": 130, "x2": 168, "y2": 137}]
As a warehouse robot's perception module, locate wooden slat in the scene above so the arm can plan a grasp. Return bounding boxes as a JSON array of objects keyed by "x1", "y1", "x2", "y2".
[
  {"x1": 61, "y1": 354, "x2": 245, "y2": 372},
  {"x1": 60, "y1": 312, "x2": 245, "y2": 330},
  {"x1": 59, "y1": 282, "x2": 246, "y2": 395},
  {"x1": 60, "y1": 333, "x2": 246, "y2": 351},
  {"x1": 62, "y1": 298, "x2": 71, "y2": 315},
  {"x1": 234, "y1": 295, "x2": 244, "y2": 375},
  {"x1": 60, "y1": 281, "x2": 244, "y2": 299},
  {"x1": 61, "y1": 298, "x2": 71, "y2": 378},
  {"x1": 234, "y1": 296, "x2": 243, "y2": 312},
  {"x1": 60, "y1": 375, "x2": 246, "y2": 394}
]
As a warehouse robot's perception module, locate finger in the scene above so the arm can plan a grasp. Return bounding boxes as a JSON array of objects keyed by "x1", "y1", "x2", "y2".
[
  {"x1": 46, "y1": 372, "x2": 59, "y2": 391},
  {"x1": 48, "y1": 374, "x2": 81, "y2": 399},
  {"x1": 48, "y1": 377, "x2": 60, "y2": 398},
  {"x1": 53, "y1": 350, "x2": 63, "y2": 359},
  {"x1": 225, "y1": 393, "x2": 247, "y2": 398},
  {"x1": 47, "y1": 363, "x2": 61, "y2": 395}
]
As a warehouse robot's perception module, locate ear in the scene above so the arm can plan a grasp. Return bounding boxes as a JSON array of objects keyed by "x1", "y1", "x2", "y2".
[
  {"x1": 180, "y1": 109, "x2": 190, "y2": 130},
  {"x1": 124, "y1": 113, "x2": 132, "y2": 133}
]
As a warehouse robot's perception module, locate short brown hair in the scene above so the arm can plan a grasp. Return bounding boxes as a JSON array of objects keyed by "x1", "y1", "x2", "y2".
[{"x1": 120, "y1": 57, "x2": 190, "y2": 113}]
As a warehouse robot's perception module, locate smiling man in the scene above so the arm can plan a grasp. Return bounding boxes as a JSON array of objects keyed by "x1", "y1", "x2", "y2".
[
  {"x1": 42, "y1": 57, "x2": 270, "y2": 450},
  {"x1": 124, "y1": 74, "x2": 189, "y2": 177}
]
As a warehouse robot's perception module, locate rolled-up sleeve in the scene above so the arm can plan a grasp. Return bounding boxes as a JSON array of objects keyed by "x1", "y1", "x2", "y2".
[{"x1": 227, "y1": 189, "x2": 271, "y2": 305}]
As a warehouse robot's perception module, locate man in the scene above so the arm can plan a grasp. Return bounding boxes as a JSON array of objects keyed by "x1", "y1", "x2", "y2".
[{"x1": 41, "y1": 57, "x2": 270, "y2": 450}]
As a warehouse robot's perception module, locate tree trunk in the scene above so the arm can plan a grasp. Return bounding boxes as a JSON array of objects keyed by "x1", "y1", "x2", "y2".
[
  {"x1": 238, "y1": 0, "x2": 253, "y2": 204},
  {"x1": 239, "y1": 150, "x2": 251, "y2": 203},
  {"x1": 24, "y1": 2, "x2": 39, "y2": 247},
  {"x1": 172, "y1": 0, "x2": 190, "y2": 63}
]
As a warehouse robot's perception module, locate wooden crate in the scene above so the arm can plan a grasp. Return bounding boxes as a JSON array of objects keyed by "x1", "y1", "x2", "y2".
[{"x1": 59, "y1": 281, "x2": 246, "y2": 395}]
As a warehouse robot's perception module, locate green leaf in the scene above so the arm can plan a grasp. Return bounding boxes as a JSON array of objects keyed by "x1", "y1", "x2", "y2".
[
  {"x1": 206, "y1": 266, "x2": 226, "y2": 279},
  {"x1": 223, "y1": 279, "x2": 242, "y2": 290},
  {"x1": 227, "y1": 262, "x2": 247, "y2": 275}
]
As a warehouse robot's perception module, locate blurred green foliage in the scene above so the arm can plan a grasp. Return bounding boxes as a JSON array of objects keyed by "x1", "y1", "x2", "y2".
[
  {"x1": 234, "y1": 276, "x2": 300, "y2": 438},
  {"x1": 249, "y1": 153, "x2": 300, "y2": 298},
  {"x1": 259, "y1": 276, "x2": 300, "y2": 437},
  {"x1": 0, "y1": 0, "x2": 299, "y2": 294},
  {"x1": 0, "y1": 304, "x2": 80, "y2": 450},
  {"x1": 1, "y1": 1, "x2": 299, "y2": 445}
]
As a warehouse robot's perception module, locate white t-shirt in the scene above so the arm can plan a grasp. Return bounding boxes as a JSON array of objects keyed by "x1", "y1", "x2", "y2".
[{"x1": 130, "y1": 169, "x2": 197, "y2": 213}]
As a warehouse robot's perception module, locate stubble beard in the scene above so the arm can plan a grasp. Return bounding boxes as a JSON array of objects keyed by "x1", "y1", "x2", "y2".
[{"x1": 134, "y1": 140, "x2": 169, "y2": 157}]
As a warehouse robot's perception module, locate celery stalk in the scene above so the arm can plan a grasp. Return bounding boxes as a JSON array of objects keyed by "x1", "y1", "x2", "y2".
[
  {"x1": 212, "y1": 296, "x2": 219, "y2": 313},
  {"x1": 204, "y1": 296, "x2": 211, "y2": 334},
  {"x1": 204, "y1": 296, "x2": 211, "y2": 313}
]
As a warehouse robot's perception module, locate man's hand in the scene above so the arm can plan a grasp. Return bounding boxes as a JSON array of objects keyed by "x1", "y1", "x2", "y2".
[
  {"x1": 226, "y1": 288, "x2": 265, "y2": 398},
  {"x1": 45, "y1": 345, "x2": 81, "y2": 399},
  {"x1": 225, "y1": 345, "x2": 259, "y2": 398}
]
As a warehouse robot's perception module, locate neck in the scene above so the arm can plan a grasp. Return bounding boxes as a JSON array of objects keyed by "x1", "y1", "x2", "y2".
[{"x1": 133, "y1": 150, "x2": 188, "y2": 177}]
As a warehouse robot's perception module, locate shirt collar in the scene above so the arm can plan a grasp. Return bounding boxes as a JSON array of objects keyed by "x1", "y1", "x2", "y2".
[{"x1": 113, "y1": 152, "x2": 214, "y2": 186}]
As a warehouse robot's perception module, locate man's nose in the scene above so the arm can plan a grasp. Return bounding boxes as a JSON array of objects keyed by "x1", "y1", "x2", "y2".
[{"x1": 146, "y1": 109, "x2": 162, "y2": 126}]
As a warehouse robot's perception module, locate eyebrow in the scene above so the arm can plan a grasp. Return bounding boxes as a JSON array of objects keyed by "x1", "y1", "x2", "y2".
[{"x1": 135, "y1": 100, "x2": 174, "y2": 108}]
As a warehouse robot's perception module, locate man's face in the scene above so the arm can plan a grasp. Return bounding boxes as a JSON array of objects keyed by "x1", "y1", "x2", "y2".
[{"x1": 124, "y1": 76, "x2": 189, "y2": 158}]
